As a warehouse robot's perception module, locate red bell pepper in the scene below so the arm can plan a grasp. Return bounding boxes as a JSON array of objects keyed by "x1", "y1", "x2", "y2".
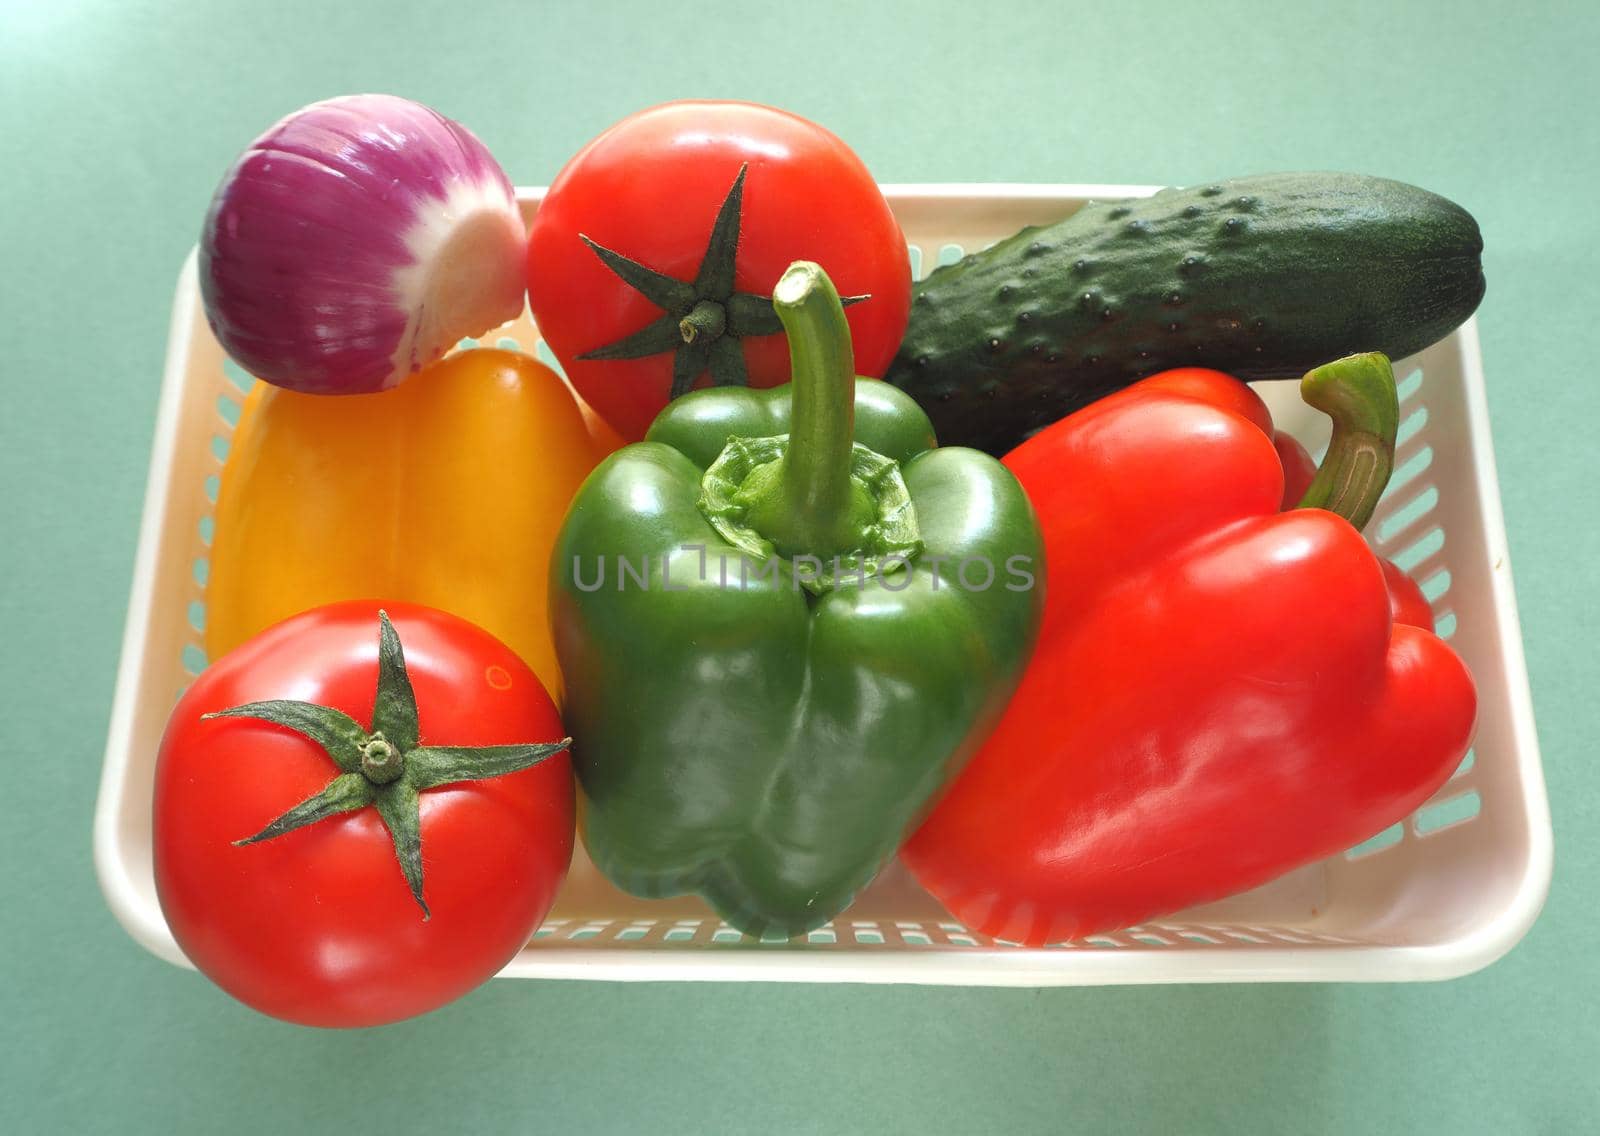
[
  {"x1": 903, "y1": 357, "x2": 1476, "y2": 945},
  {"x1": 1276, "y1": 426, "x2": 1435, "y2": 630},
  {"x1": 1381, "y1": 559, "x2": 1435, "y2": 630}
]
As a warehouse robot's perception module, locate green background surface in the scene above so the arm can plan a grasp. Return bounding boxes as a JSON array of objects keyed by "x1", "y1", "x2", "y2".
[{"x1": 3, "y1": 0, "x2": 1596, "y2": 1130}]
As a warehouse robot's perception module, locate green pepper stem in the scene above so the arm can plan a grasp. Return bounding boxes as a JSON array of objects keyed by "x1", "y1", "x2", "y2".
[
  {"x1": 763, "y1": 262, "x2": 860, "y2": 556},
  {"x1": 1294, "y1": 352, "x2": 1399, "y2": 532}
]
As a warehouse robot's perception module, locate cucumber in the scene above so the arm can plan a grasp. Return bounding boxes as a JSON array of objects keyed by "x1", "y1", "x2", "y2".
[{"x1": 886, "y1": 173, "x2": 1484, "y2": 454}]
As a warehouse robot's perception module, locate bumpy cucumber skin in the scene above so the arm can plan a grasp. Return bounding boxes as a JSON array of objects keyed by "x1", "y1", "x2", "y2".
[{"x1": 887, "y1": 173, "x2": 1485, "y2": 454}]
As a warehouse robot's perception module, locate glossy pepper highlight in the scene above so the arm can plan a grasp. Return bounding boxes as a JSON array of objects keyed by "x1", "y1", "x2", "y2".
[
  {"x1": 551, "y1": 262, "x2": 1044, "y2": 937},
  {"x1": 902, "y1": 359, "x2": 1476, "y2": 945},
  {"x1": 207, "y1": 348, "x2": 613, "y2": 699}
]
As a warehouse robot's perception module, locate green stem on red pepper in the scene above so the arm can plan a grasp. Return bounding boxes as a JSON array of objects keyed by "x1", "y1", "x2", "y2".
[{"x1": 1295, "y1": 351, "x2": 1399, "y2": 532}]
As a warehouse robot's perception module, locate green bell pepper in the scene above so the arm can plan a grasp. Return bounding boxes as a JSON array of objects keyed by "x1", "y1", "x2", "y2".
[{"x1": 552, "y1": 261, "x2": 1044, "y2": 937}]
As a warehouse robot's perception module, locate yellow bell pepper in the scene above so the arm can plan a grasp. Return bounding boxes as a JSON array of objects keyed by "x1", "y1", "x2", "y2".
[{"x1": 206, "y1": 348, "x2": 617, "y2": 699}]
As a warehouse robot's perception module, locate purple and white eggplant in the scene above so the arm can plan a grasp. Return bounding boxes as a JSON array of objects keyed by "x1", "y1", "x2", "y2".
[{"x1": 200, "y1": 94, "x2": 526, "y2": 395}]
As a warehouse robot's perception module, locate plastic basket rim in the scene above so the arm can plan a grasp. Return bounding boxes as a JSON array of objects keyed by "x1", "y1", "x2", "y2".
[{"x1": 93, "y1": 184, "x2": 1552, "y2": 987}]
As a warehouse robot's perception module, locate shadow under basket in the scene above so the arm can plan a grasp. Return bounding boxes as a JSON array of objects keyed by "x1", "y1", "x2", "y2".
[{"x1": 95, "y1": 185, "x2": 1551, "y2": 985}]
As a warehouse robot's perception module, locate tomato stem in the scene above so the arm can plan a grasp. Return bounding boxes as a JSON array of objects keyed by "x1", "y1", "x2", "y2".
[
  {"x1": 210, "y1": 612, "x2": 570, "y2": 918},
  {"x1": 573, "y1": 165, "x2": 866, "y2": 400},
  {"x1": 679, "y1": 300, "x2": 726, "y2": 345},
  {"x1": 360, "y1": 733, "x2": 404, "y2": 784}
]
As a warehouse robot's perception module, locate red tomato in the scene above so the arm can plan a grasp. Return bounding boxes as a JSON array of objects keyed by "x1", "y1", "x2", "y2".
[
  {"x1": 527, "y1": 100, "x2": 911, "y2": 440},
  {"x1": 153, "y1": 602, "x2": 573, "y2": 1027}
]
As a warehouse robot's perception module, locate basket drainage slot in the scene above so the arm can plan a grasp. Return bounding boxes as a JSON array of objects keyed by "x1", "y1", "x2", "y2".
[{"x1": 1415, "y1": 790, "x2": 1481, "y2": 836}]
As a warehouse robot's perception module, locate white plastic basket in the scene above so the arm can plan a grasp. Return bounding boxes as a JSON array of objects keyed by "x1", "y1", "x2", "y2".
[{"x1": 95, "y1": 185, "x2": 1551, "y2": 985}]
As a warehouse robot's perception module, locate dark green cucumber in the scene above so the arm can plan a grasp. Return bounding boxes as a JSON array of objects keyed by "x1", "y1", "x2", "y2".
[{"x1": 886, "y1": 172, "x2": 1484, "y2": 454}]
